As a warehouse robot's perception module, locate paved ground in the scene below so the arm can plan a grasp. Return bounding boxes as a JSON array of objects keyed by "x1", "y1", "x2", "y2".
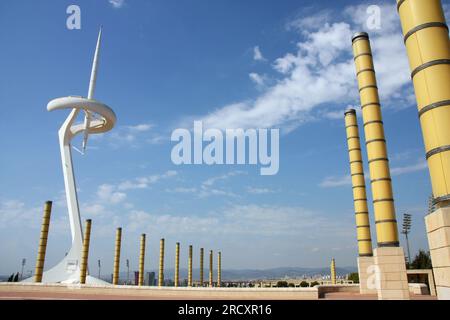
[{"x1": 0, "y1": 289, "x2": 437, "y2": 300}]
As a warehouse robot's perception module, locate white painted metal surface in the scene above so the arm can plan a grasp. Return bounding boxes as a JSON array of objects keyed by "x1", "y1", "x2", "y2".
[{"x1": 23, "y1": 28, "x2": 116, "y2": 284}]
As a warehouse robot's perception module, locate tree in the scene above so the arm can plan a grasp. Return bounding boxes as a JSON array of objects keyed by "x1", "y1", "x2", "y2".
[
  {"x1": 310, "y1": 281, "x2": 319, "y2": 287},
  {"x1": 276, "y1": 281, "x2": 288, "y2": 287},
  {"x1": 288, "y1": 283, "x2": 295, "y2": 287},
  {"x1": 347, "y1": 272, "x2": 359, "y2": 283},
  {"x1": 13, "y1": 272, "x2": 19, "y2": 282},
  {"x1": 410, "y1": 250, "x2": 432, "y2": 269},
  {"x1": 300, "y1": 281, "x2": 309, "y2": 287}
]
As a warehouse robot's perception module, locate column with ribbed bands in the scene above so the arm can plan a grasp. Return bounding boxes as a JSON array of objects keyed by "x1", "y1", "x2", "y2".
[
  {"x1": 79, "y1": 219, "x2": 92, "y2": 284},
  {"x1": 34, "y1": 201, "x2": 53, "y2": 283},
  {"x1": 200, "y1": 247, "x2": 204, "y2": 286},
  {"x1": 344, "y1": 109, "x2": 373, "y2": 256},
  {"x1": 112, "y1": 227, "x2": 122, "y2": 285},
  {"x1": 397, "y1": 0, "x2": 450, "y2": 206},
  {"x1": 217, "y1": 251, "x2": 222, "y2": 287},
  {"x1": 138, "y1": 234, "x2": 146, "y2": 286},
  {"x1": 352, "y1": 32, "x2": 399, "y2": 247},
  {"x1": 158, "y1": 238, "x2": 165, "y2": 287},
  {"x1": 174, "y1": 242, "x2": 180, "y2": 287},
  {"x1": 188, "y1": 245, "x2": 193, "y2": 287},
  {"x1": 209, "y1": 250, "x2": 213, "y2": 287},
  {"x1": 330, "y1": 258, "x2": 337, "y2": 285}
]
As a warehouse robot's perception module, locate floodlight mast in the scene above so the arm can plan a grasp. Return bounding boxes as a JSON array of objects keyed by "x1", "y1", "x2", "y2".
[{"x1": 23, "y1": 28, "x2": 116, "y2": 284}]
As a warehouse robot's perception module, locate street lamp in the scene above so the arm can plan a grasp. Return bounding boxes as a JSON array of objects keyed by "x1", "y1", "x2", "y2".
[
  {"x1": 401, "y1": 213, "x2": 412, "y2": 266},
  {"x1": 21, "y1": 258, "x2": 26, "y2": 280},
  {"x1": 98, "y1": 259, "x2": 101, "y2": 279},
  {"x1": 126, "y1": 259, "x2": 130, "y2": 284}
]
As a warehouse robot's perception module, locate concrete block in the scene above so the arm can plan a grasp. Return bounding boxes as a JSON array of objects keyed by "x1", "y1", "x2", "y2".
[
  {"x1": 425, "y1": 207, "x2": 450, "y2": 233},
  {"x1": 427, "y1": 227, "x2": 450, "y2": 250},
  {"x1": 430, "y1": 247, "x2": 450, "y2": 267}
]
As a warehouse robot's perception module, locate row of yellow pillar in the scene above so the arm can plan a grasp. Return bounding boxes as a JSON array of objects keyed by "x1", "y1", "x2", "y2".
[
  {"x1": 345, "y1": 0, "x2": 449, "y2": 255},
  {"x1": 33, "y1": 205, "x2": 222, "y2": 287}
]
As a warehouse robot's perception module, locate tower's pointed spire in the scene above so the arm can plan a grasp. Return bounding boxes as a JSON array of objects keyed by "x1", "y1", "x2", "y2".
[{"x1": 87, "y1": 26, "x2": 102, "y2": 99}]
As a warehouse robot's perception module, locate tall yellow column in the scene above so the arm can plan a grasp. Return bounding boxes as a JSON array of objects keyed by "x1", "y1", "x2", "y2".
[
  {"x1": 209, "y1": 250, "x2": 213, "y2": 287},
  {"x1": 217, "y1": 251, "x2": 222, "y2": 287},
  {"x1": 79, "y1": 219, "x2": 92, "y2": 284},
  {"x1": 34, "y1": 201, "x2": 52, "y2": 283},
  {"x1": 199, "y1": 248, "x2": 204, "y2": 287},
  {"x1": 344, "y1": 109, "x2": 376, "y2": 294},
  {"x1": 112, "y1": 227, "x2": 122, "y2": 285},
  {"x1": 330, "y1": 258, "x2": 336, "y2": 285},
  {"x1": 397, "y1": 0, "x2": 450, "y2": 299},
  {"x1": 138, "y1": 233, "x2": 146, "y2": 286},
  {"x1": 174, "y1": 242, "x2": 180, "y2": 287},
  {"x1": 188, "y1": 245, "x2": 193, "y2": 287},
  {"x1": 352, "y1": 32, "x2": 409, "y2": 300},
  {"x1": 158, "y1": 238, "x2": 165, "y2": 287}
]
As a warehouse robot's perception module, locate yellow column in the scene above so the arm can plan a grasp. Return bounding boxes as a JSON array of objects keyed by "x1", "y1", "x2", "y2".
[
  {"x1": 209, "y1": 250, "x2": 213, "y2": 287},
  {"x1": 352, "y1": 32, "x2": 399, "y2": 247},
  {"x1": 174, "y1": 242, "x2": 180, "y2": 287},
  {"x1": 138, "y1": 233, "x2": 146, "y2": 286},
  {"x1": 397, "y1": 0, "x2": 450, "y2": 207},
  {"x1": 344, "y1": 109, "x2": 373, "y2": 256},
  {"x1": 397, "y1": 0, "x2": 450, "y2": 300},
  {"x1": 79, "y1": 219, "x2": 92, "y2": 284},
  {"x1": 158, "y1": 238, "x2": 165, "y2": 287},
  {"x1": 112, "y1": 227, "x2": 122, "y2": 285},
  {"x1": 217, "y1": 251, "x2": 221, "y2": 287},
  {"x1": 188, "y1": 245, "x2": 193, "y2": 287},
  {"x1": 199, "y1": 248, "x2": 204, "y2": 287},
  {"x1": 34, "y1": 201, "x2": 52, "y2": 283},
  {"x1": 330, "y1": 258, "x2": 336, "y2": 285}
]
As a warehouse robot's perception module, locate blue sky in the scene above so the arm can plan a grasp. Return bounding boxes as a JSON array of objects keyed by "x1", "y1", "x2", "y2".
[{"x1": 0, "y1": 0, "x2": 448, "y2": 277}]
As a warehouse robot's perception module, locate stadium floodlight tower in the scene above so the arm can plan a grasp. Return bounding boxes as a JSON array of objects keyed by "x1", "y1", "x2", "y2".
[{"x1": 28, "y1": 28, "x2": 116, "y2": 284}]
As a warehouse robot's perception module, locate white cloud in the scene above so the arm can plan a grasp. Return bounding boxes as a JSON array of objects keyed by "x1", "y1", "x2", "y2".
[
  {"x1": 253, "y1": 46, "x2": 266, "y2": 61},
  {"x1": 188, "y1": 3, "x2": 414, "y2": 132},
  {"x1": 319, "y1": 159, "x2": 428, "y2": 188},
  {"x1": 249, "y1": 72, "x2": 266, "y2": 87},
  {"x1": 97, "y1": 184, "x2": 127, "y2": 204},
  {"x1": 118, "y1": 170, "x2": 178, "y2": 191},
  {"x1": 246, "y1": 186, "x2": 275, "y2": 194},
  {"x1": 108, "y1": 0, "x2": 125, "y2": 9}
]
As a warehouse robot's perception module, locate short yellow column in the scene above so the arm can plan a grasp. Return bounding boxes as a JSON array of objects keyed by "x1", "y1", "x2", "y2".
[
  {"x1": 330, "y1": 258, "x2": 336, "y2": 285},
  {"x1": 397, "y1": 0, "x2": 450, "y2": 299},
  {"x1": 199, "y1": 248, "x2": 204, "y2": 287},
  {"x1": 158, "y1": 238, "x2": 165, "y2": 287},
  {"x1": 209, "y1": 250, "x2": 213, "y2": 287},
  {"x1": 217, "y1": 251, "x2": 222, "y2": 287},
  {"x1": 138, "y1": 233, "x2": 146, "y2": 286},
  {"x1": 174, "y1": 242, "x2": 180, "y2": 287},
  {"x1": 34, "y1": 201, "x2": 52, "y2": 283},
  {"x1": 112, "y1": 227, "x2": 122, "y2": 285},
  {"x1": 79, "y1": 219, "x2": 92, "y2": 284},
  {"x1": 188, "y1": 245, "x2": 193, "y2": 287}
]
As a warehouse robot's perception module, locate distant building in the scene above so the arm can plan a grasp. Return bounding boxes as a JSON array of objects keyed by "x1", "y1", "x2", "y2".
[{"x1": 147, "y1": 272, "x2": 156, "y2": 286}]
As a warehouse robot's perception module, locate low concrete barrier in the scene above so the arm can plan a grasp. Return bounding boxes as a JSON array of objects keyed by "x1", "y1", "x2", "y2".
[
  {"x1": 316, "y1": 284, "x2": 360, "y2": 298},
  {"x1": 0, "y1": 282, "x2": 319, "y2": 300}
]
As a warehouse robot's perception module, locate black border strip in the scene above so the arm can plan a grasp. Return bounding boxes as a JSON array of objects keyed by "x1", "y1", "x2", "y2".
[
  {"x1": 365, "y1": 138, "x2": 386, "y2": 145},
  {"x1": 361, "y1": 102, "x2": 380, "y2": 109},
  {"x1": 368, "y1": 157, "x2": 389, "y2": 164},
  {"x1": 357, "y1": 225, "x2": 371, "y2": 228},
  {"x1": 355, "y1": 211, "x2": 369, "y2": 215},
  {"x1": 371, "y1": 177, "x2": 392, "y2": 183},
  {"x1": 357, "y1": 68, "x2": 375, "y2": 76},
  {"x1": 397, "y1": 0, "x2": 406, "y2": 12},
  {"x1": 404, "y1": 22, "x2": 448, "y2": 43},
  {"x1": 350, "y1": 160, "x2": 363, "y2": 164},
  {"x1": 426, "y1": 145, "x2": 450, "y2": 159},
  {"x1": 363, "y1": 120, "x2": 383, "y2": 127},
  {"x1": 354, "y1": 198, "x2": 368, "y2": 202},
  {"x1": 359, "y1": 85, "x2": 378, "y2": 92},
  {"x1": 349, "y1": 148, "x2": 361, "y2": 152},
  {"x1": 375, "y1": 219, "x2": 397, "y2": 224},
  {"x1": 359, "y1": 253, "x2": 373, "y2": 257},
  {"x1": 373, "y1": 198, "x2": 394, "y2": 203},
  {"x1": 411, "y1": 59, "x2": 450, "y2": 79},
  {"x1": 378, "y1": 241, "x2": 400, "y2": 247},
  {"x1": 353, "y1": 53, "x2": 372, "y2": 61},
  {"x1": 352, "y1": 185, "x2": 366, "y2": 189},
  {"x1": 351, "y1": 173, "x2": 365, "y2": 177},
  {"x1": 418, "y1": 100, "x2": 450, "y2": 118}
]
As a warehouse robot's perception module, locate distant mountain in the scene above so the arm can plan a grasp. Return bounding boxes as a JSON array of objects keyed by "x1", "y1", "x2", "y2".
[{"x1": 117, "y1": 266, "x2": 358, "y2": 281}]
